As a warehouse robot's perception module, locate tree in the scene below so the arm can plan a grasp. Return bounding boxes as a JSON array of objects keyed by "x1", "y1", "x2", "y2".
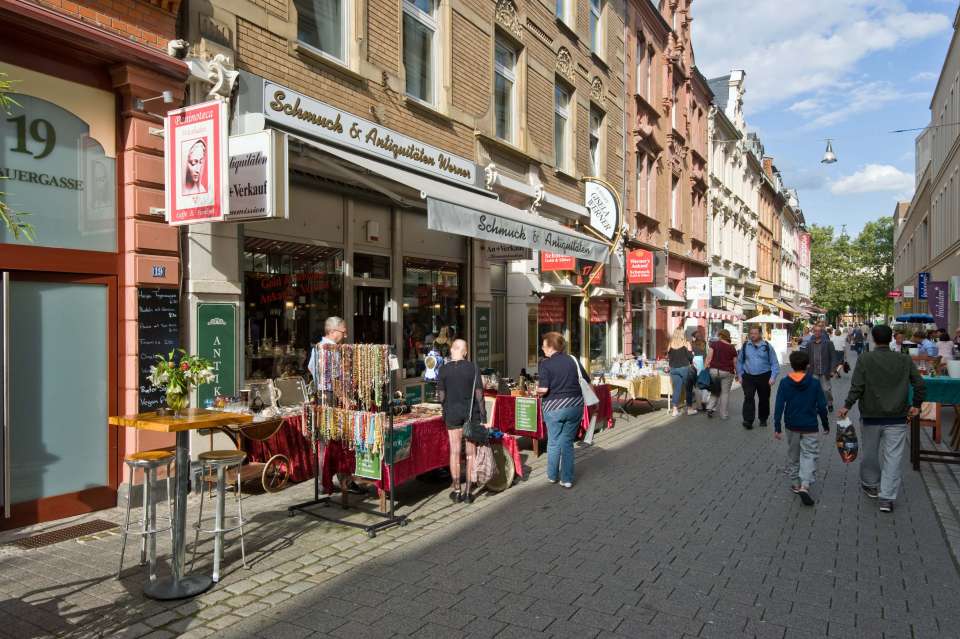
[
  {"x1": 808, "y1": 224, "x2": 851, "y2": 321},
  {"x1": 0, "y1": 72, "x2": 34, "y2": 241},
  {"x1": 852, "y1": 217, "x2": 894, "y2": 317}
]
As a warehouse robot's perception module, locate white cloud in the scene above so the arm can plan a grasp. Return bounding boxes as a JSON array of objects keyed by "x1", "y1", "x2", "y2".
[
  {"x1": 912, "y1": 70, "x2": 939, "y2": 82},
  {"x1": 802, "y1": 81, "x2": 927, "y2": 129},
  {"x1": 788, "y1": 98, "x2": 822, "y2": 114},
  {"x1": 830, "y1": 164, "x2": 914, "y2": 194},
  {"x1": 692, "y1": 1, "x2": 951, "y2": 113}
]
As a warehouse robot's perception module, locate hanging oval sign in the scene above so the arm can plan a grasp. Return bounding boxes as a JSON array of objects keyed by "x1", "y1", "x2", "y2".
[{"x1": 584, "y1": 178, "x2": 618, "y2": 241}]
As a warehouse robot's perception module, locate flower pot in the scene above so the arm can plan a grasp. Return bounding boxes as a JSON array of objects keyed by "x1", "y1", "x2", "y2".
[{"x1": 166, "y1": 388, "x2": 190, "y2": 417}]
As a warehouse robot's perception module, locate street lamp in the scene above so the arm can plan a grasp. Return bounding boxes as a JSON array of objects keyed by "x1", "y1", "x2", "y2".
[{"x1": 821, "y1": 139, "x2": 837, "y2": 164}]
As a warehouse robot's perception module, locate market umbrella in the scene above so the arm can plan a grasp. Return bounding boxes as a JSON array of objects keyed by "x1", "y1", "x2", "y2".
[{"x1": 743, "y1": 313, "x2": 791, "y2": 324}]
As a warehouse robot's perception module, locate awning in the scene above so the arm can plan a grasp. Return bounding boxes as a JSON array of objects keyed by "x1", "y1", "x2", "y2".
[
  {"x1": 672, "y1": 307, "x2": 743, "y2": 321},
  {"x1": 647, "y1": 286, "x2": 685, "y2": 305},
  {"x1": 292, "y1": 136, "x2": 609, "y2": 262}
]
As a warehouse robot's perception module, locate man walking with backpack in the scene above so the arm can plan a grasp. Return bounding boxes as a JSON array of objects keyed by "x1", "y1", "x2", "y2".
[
  {"x1": 736, "y1": 325, "x2": 780, "y2": 429},
  {"x1": 800, "y1": 321, "x2": 841, "y2": 411},
  {"x1": 850, "y1": 325, "x2": 865, "y2": 356}
]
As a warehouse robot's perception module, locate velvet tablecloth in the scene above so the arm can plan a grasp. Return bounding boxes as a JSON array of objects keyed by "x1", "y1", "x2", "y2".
[
  {"x1": 245, "y1": 415, "x2": 315, "y2": 483},
  {"x1": 491, "y1": 385, "x2": 614, "y2": 440}
]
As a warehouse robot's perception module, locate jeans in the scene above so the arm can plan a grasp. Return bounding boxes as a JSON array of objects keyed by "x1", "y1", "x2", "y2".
[
  {"x1": 669, "y1": 366, "x2": 692, "y2": 408},
  {"x1": 741, "y1": 372, "x2": 772, "y2": 424},
  {"x1": 707, "y1": 369, "x2": 735, "y2": 417},
  {"x1": 544, "y1": 405, "x2": 582, "y2": 484},
  {"x1": 860, "y1": 422, "x2": 907, "y2": 501},
  {"x1": 786, "y1": 430, "x2": 820, "y2": 488},
  {"x1": 812, "y1": 374, "x2": 833, "y2": 407}
]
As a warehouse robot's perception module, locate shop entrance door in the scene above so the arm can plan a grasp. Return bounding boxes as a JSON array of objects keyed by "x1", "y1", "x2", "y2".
[
  {"x1": 354, "y1": 286, "x2": 389, "y2": 345},
  {"x1": 0, "y1": 271, "x2": 117, "y2": 527}
]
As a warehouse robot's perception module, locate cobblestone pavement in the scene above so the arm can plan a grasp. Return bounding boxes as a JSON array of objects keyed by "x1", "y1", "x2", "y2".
[{"x1": 2, "y1": 363, "x2": 959, "y2": 638}]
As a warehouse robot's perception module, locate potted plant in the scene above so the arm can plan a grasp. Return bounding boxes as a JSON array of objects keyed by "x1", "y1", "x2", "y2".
[{"x1": 149, "y1": 349, "x2": 216, "y2": 417}]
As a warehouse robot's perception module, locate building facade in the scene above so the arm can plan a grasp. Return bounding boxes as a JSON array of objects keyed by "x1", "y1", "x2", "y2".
[
  {"x1": 623, "y1": 0, "x2": 711, "y2": 357},
  {"x1": 0, "y1": 0, "x2": 188, "y2": 528}
]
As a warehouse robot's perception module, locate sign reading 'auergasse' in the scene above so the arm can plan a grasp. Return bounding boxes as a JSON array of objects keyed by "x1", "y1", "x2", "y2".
[{"x1": 263, "y1": 81, "x2": 477, "y2": 187}]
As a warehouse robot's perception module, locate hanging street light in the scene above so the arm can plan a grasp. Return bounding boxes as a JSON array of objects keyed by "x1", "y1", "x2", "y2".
[{"x1": 821, "y1": 139, "x2": 837, "y2": 164}]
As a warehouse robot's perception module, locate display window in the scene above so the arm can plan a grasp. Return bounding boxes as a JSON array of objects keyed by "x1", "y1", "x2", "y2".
[
  {"x1": 243, "y1": 237, "x2": 344, "y2": 381},
  {"x1": 401, "y1": 258, "x2": 465, "y2": 380}
]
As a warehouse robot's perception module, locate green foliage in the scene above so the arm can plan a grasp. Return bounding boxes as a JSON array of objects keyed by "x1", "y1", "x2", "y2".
[
  {"x1": 809, "y1": 217, "x2": 894, "y2": 320},
  {"x1": 0, "y1": 72, "x2": 34, "y2": 242}
]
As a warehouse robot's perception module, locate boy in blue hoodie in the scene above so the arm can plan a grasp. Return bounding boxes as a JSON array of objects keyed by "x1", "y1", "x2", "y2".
[{"x1": 774, "y1": 350, "x2": 830, "y2": 506}]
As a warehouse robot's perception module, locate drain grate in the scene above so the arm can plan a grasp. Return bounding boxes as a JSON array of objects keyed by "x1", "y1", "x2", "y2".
[{"x1": 10, "y1": 519, "x2": 118, "y2": 549}]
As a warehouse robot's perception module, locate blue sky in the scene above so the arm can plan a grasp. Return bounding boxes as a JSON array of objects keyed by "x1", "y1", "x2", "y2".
[{"x1": 691, "y1": 0, "x2": 956, "y2": 236}]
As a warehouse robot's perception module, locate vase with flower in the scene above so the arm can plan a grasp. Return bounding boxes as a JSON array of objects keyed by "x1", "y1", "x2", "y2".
[{"x1": 149, "y1": 349, "x2": 216, "y2": 417}]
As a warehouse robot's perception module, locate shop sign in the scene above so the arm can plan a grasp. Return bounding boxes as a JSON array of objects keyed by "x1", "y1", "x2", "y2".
[
  {"x1": 474, "y1": 307, "x2": 491, "y2": 370},
  {"x1": 626, "y1": 249, "x2": 654, "y2": 284},
  {"x1": 538, "y1": 296, "x2": 567, "y2": 324},
  {"x1": 579, "y1": 262, "x2": 603, "y2": 287},
  {"x1": 930, "y1": 281, "x2": 949, "y2": 329},
  {"x1": 514, "y1": 397, "x2": 539, "y2": 433},
  {"x1": 951, "y1": 276, "x2": 960, "y2": 303},
  {"x1": 584, "y1": 179, "x2": 619, "y2": 241},
  {"x1": 903, "y1": 285, "x2": 915, "y2": 299},
  {"x1": 887, "y1": 290, "x2": 902, "y2": 298},
  {"x1": 164, "y1": 100, "x2": 229, "y2": 225},
  {"x1": 798, "y1": 232, "x2": 811, "y2": 268},
  {"x1": 918, "y1": 272, "x2": 930, "y2": 299},
  {"x1": 685, "y1": 277, "x2": 710, "y2": 300},
  {"x1": 224, "y1": 129, "x2": 289, "y2": 222},
  {"x1": 197, "y1": 303, "x2": 236, "y2": 406},
  {"x1": 263, "y1": 80, "x2": 476, "y2": 187},
  {"x1": 541, "y1": 251, "x2": 575, "y2": 272},
  {"x1": 485, "y1": 242, "x2": 531, "y2": 262},
  {"x1": 137, "y1": 288, "x2": 180, "y2": 412},
  {"x1": 589, "y1": 298, "x2": 611, "y2": 323},
  {"x1": 711, "y1": 277, "x2": 726, "y2": 297},
  {"x1": 354, "y1": 450, "x2": 382, "y2": 480},
  {"x1": 902, "y1": 299, "x2": 914, "y2": 310},
  {"x1": 384, "y1": 423, "x2": 413, "y2": 464},
  {"x1": 427, "y1": 200, "x2": 608, "y2": 262}
]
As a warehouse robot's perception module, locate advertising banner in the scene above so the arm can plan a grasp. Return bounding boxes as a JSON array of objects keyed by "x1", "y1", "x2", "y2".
[
  {"x1": 919, "y1": 272, "x2": 930, "y2": 299},
  {"x1": 224, "y1": 129, "x2": 289, "y2": 222},
  {"x1": 589, "y1": 298, "x2": 611, "y2": 323},
  {"x1": 164, "y1": 100, "x2": 229, "y2": 225},
  {"x1": 197, "y1": 302, "x2": 236, "y2": 406},
  {"x1": 711, "y1": 277, "x2": 726, "y2": 297},
  {"x1": 538, "y1": 296, "x2": 567, "y2": 324},
  {"x1": 887, "y1": 290, "x2": 902, "y2": 298},
  {"x1": 798, "y1": 233, "x2": 811, "y2": 268},
  {"x1": 541, "y1": 251, "x2": 576, "y2": 272},
  {"x1": 485, "y1": 242, "x2": 531, "y2": 262},
  {"x1": 474, "y1": 307, "x2": 491, "y2": 369},
  {"x1": 930, "y1": 281, "x2": 949, "y2": 329},
  {"x1": 627, "y1": 249, "x2": 654, "y2": 284},
  {"x1": 584, "y1": 179, "x2": 618, "y2": 240},
  {"x1": 685, "y1": 277, "x2": 710, "y2": 300},
  {"x1": 903, "y1": 285, "x2": 915, "y2": 299}
]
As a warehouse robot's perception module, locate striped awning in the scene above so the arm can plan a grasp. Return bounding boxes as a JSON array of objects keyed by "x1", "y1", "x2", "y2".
[{"x1": 672, "y1": 307, "x2": 743, "y2": 321}]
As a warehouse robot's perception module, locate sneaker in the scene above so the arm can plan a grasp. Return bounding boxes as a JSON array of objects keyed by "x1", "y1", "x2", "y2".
[
  {"x1": 686, "y1": 407, "x2": 698, "y2": 416},
  {"x1": 742, "y1": 421, "x2": 754, "y2": 430},
  {"x1": 790, "y1": 485, "x2": 802, "y2": 494},
  {"x1": 861, "y1": 484, "x2": 879, "y2": 499},
  {"x1": 671, "y1": 407, "x2": 680, "y2": 417},
  {"x1": 879, "y1": 500, "x2": 894, "y2": 513},
  {"x1": 546, "y1": 477, "x2": 558, "y2": 484},
  {"x1": 560, "y1": 482, "x2": 573, "y2": 489},
  {"x1": 797, "y1": 489, "x2": 815, "y2": 506}
]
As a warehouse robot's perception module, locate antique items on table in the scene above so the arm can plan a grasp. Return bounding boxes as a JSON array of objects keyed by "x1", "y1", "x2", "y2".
[
  {"x1": 911, "y1": 376, "x2": 960, "y2": 469},
  {"x1": 109, "y1": 409, "x2": 253, "y2": 600}
]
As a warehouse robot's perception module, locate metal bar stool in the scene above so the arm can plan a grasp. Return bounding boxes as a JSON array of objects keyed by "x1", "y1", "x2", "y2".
[
  {"x1": 191, "y1": 450, "x2": 248, "y2": 582},
  {"x1": 118, "y1": 450, "x2": 175, "y2": 580}
]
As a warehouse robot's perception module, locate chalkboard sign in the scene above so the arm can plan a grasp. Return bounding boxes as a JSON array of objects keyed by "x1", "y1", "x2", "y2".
[{"x1": 138, "y1": 288, "x2": 180, "y2": 412}]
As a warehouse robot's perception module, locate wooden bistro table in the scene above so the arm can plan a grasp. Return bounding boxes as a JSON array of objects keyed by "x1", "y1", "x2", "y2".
[
  {"x1": 109, "y1": 408, "x2": 253, "y2": 600},
  {"x1": 911, "y1": 376, "x2": 960, "y2": 470}
]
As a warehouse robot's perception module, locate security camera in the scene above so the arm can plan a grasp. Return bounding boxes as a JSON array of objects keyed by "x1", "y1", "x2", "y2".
[{"x1": 167, "y1": 39, "x2": 190, "y2": 60}]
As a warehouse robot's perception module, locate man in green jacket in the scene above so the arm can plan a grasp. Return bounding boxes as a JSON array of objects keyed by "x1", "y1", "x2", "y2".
[{"x1": 838, "y1": 324, "x2": 925, "y2": 513}]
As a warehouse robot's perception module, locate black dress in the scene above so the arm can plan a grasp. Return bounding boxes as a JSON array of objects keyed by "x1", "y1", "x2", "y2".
[{"x1": 437, "y1": 359, "x2": 486, "y2": 430}]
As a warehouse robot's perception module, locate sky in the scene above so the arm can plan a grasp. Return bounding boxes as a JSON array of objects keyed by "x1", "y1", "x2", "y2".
[{"x1": 690, "y1": 0, "x2": 957, "y2": 237}]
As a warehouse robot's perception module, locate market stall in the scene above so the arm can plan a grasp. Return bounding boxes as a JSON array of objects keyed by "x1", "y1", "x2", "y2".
[
  {"x1": 911, "y1": 376, "x2": 960, "y2": 469},
  {"x1": 490, "y1": 385, "x2": 614, "y2": 453}
]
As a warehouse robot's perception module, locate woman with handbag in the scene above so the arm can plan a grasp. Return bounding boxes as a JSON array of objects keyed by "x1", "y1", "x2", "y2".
[
  {"x1": 704, "y1": 329, "x2": 737, "y2": 420},
  {"x1": 667, "y1": 328, "x2": 695, "y2": 417},
  {"x1": 437, "y1": 338, "x2": 487, "y2": 503},
  {"x1": 537, "y1": 332, "x2": 593, "y2": 488}
]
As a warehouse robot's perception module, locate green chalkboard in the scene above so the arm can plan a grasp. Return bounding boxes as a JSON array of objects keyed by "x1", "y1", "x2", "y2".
[
  {"x1": 355, "y1": 451, "x2": 382, "y2": 480},
  {"x1": 515, "y1": 396, "x2": 539, "y2": 432},
  {"x1": 475, "y1": 306, "x2": 491, "y2": 369},
  {"x1": 197, "y1": 303, "x2": 236, "y2": 406}
]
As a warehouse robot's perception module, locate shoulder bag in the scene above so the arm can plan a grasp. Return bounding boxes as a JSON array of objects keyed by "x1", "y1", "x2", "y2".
[
  {"x1": 570, "y1": 355, "x2": 600, "y2": 406},
  {"x1": 462, "y1": 363, "x2": 491, "y2": 443}
]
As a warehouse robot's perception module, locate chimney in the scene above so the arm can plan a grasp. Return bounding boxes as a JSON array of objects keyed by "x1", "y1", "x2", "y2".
[{"x1": 762, "y1": 157, "x2": 774, "y2": 179}]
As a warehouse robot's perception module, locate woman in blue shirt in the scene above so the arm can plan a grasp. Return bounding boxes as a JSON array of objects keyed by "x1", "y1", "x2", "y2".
[{"x1": 537, "y1": 332, "x2": 587, "y2": 488}]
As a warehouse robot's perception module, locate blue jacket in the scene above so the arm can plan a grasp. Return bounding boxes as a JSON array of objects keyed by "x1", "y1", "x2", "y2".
[
  {"x1": 774, "y1": 372, "x2": 829, "y2": 433},
  {"x1": 735, "y1": 339, "x2": 780, "y2": 381}
]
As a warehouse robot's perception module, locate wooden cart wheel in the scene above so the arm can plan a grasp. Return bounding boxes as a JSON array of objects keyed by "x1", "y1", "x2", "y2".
[
  {"x1": 484, "y1": 444, "x2": 515, "y2": 493},
  {"x1": 261, "y1": 454, "x2": 290, "y2": 493}
]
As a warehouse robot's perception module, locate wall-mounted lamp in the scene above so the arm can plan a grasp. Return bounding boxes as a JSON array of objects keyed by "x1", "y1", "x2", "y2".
[{"x1": 134, "y1": 91, "x2": 174, "y2": 111}]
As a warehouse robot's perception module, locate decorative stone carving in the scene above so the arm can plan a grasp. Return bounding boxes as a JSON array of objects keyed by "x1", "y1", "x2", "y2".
[
  {"x1": 556, "y1": 47, "x2": 574, "y2": 81},
  {"x1": 590, "y1": 77, "x2": 605, "y2": 104},
  {"x1": 484, "y1": 163, "x2": 499, "y2": 190},
  {"x1": 531, "y1": 185, "x2": 546, "y2": 213},
  {"x1": 186, "y1": 53, "x2": 239, "y2": 101},
  {"x1": 495, "y1": 0, "x2": 523, "y2": 40}
]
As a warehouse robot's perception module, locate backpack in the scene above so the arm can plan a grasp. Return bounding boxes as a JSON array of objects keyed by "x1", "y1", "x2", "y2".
[
  {"x1": 738, "y1": 340, "x2": 771, "y2": 369},
  {"x1": 852, "y1": 328, "x2": 864, "y2": 344}
]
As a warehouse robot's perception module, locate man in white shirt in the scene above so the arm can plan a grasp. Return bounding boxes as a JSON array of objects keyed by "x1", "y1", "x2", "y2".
[{"x1": 307, "y1": 316, "x2": 348, "y2": 387}]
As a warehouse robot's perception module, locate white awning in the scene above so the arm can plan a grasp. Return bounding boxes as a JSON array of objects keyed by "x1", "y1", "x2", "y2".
[
  {"x1": 291, "y1": 136, "x2": 609, "y2": 262},
  {"x1": 647, "y1": 286, "x2": 685, "y2": 305}
]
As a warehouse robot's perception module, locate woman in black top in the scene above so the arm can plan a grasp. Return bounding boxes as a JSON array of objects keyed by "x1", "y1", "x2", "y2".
[
  {"x1": 667, "y1": 327, "x2": 694, "y2": 417},
  {"x1": 437, "y1": 338, "x2": 486, "y2": 503},
  {"x1": 537, "y1": 332, "x2": 588, "y2": 488}
]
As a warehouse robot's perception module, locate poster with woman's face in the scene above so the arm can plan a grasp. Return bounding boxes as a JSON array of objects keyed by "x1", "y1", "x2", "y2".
[
  {"x1": 181, "y1": 137, "x2": 208, "y2": 196},
  {"x1": 164, "y1": 100, "x2": 226, "y2": 224}
]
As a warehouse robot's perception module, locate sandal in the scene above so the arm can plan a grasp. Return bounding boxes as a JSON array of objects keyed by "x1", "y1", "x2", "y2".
[{"x1": 449, "y1": 490, "x2": 463, "y2": 503}]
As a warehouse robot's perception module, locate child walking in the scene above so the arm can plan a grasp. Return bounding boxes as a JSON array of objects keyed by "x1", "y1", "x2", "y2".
[{"x1": 774, "y1": 351, "x2": 830, "y2": 506}]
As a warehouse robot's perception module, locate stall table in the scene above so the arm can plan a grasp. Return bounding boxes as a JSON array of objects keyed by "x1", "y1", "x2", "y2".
[
  {"x1": 109, "y1": 409, "x2": 252, "y2": 600},
  {"x1": 911, "y1": 376, "x2": 960, "y2": 469},
  {"x1": 605, "y1": 376, "x2": 663, "y2": 412},
  {"x1": 246, "y1": 414, "x2": 315, "y2": 483}
]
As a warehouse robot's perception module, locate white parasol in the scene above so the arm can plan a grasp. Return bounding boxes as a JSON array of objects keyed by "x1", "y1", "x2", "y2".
[{"x1": 743, "y1": 313, "x2": 791, "y2": 325}]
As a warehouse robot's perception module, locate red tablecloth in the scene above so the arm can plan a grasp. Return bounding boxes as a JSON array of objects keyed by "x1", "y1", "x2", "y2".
[
  {"x1": 245, "y1": 415, "x2": 315, "y2": 483},
  {"x1": 492, "y1": 385, "x2": 614, "y2": 440},
  {"x1": 321, "y1": 415, "x2": 523, "y2": 493}
]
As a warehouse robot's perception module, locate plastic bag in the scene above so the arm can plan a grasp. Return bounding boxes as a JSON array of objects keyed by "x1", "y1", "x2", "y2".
[{"x1": 836, "y1": 418, "x2": 858, "y2": 463}]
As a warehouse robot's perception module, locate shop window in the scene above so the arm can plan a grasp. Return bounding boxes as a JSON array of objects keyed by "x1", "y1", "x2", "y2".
[
  {"x1": 589, "y1": 106, "x2": 604, "y2": 176},
  {"x1": 589, "y1": 298, "x2": 610, "y2": 370},
  {"x1": 354, "y1": 252, "x2": 390, "y2": 280},
  {"x1": 243, "y1": 238, "x2": 344, "y2": 381},
  {"x1": 403, "y1": 0, "x2": 438, "y2": 105},
  {"x1": 296, "y1": 0, "x2": 348, "y2": 64},
  {"x1": 554, "y1": 81, "x2": 572, "y2": 172},
  {"x1": 402, "y1": 258, "x2": 465, "y2": 383},
  {"x1": 494, "y1": 37, "x2": 517, "y2": 143}
]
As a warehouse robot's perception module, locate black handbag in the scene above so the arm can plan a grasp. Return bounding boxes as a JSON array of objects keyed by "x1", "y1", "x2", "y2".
[{"x1": 462, "y1": 364, "x2": 490, "y2": 444}]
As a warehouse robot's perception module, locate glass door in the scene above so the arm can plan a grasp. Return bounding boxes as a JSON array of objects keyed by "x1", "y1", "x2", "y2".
[{"x1": 2, "y1": 272, "x2": 116, "y2": 524}]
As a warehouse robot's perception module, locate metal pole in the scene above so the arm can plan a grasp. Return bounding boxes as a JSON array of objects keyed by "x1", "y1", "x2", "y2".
[{"x1": 386, "y1": 305, "x2": 395, "y2": 518}]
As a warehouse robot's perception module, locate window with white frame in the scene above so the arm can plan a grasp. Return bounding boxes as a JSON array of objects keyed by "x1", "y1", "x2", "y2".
[
  {"x1": 671, "y1": 175, "x2": 679, "y2": 229},
  {"x1": 494, "y1": 37, "x2": 517, "y2": 143},
  {"x1": 296, "y1": 0, "x2": 348, "y2": 63},
  {"x1": 403, "y1": 0, "x2": 438, "y2": 105},
  {"x1": 589, "y1": 106, "x2": 603, "y2": 176},
  {"x1": 554, "y1": 83, "x2": 571, "y2": 171},
  {"x1": 589, "y1": 0, "x2": 603, "y2": 55}
]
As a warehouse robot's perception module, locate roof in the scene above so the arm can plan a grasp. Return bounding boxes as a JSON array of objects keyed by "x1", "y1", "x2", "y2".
[{"x1": 708, "y1": 75, "x2": 731, "y2": 111}]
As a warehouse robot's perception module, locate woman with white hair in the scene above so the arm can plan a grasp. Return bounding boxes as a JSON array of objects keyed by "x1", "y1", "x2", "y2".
[{"x1": 437, "y1": 339, "x2": 486, "y2": 503}]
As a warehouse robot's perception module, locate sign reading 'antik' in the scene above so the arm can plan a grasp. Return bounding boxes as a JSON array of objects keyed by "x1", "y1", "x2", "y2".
[{"x1": 263, "y1": 81, "x2": 476, "y2": 187}]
